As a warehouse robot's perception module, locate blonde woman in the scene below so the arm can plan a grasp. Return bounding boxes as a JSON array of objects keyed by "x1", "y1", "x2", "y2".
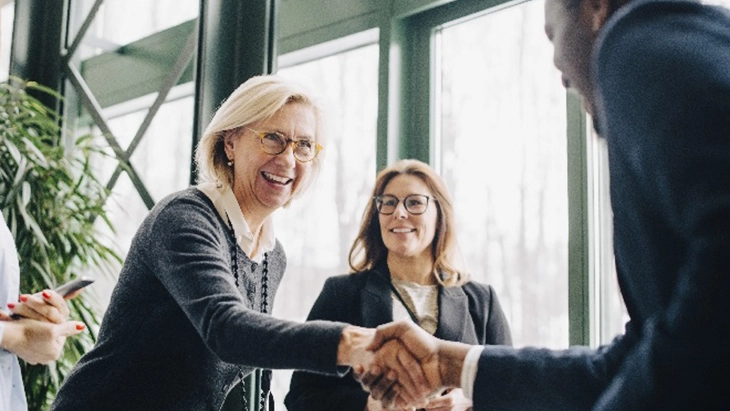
[{"x1": 51, "y1": 75, "x2": 377, "y2": 411}]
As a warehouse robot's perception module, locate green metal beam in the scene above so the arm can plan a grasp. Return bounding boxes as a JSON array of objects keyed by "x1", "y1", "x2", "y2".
[
  {"x1": 566, "y1": 92, "x2": 590, "y2": 346},
  {"x1": 192, "y1": 0, "x2": 277, "y2": 187},
  {"x1": 9, "y1": 0, "x2": 66, "y2": 111},
  {"x1": 79, "y1": 20, "x2": 197, "y2": 109}
]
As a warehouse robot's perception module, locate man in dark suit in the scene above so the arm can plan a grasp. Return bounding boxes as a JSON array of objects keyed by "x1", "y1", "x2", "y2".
[{"x1": 359, "y1": 0, "x2": 730, "y2": 409}]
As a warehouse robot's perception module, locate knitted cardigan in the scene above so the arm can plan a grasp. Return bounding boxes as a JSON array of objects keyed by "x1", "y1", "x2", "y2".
[{"x1": 51, "y1": 187, "x2": 346, "y2": 411}]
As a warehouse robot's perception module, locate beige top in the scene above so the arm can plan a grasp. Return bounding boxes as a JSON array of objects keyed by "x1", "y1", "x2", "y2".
[{"x1": 390, "y1": 278, "x2": 439, "y2": 334}]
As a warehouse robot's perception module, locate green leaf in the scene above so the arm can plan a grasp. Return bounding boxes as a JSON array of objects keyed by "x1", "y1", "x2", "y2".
[
  {"x1": 2, "y1": 77, "x2": 119, "y2": 409},
  {"x1": 21, "y1": 181, "x2": 31, "y2": 207}
]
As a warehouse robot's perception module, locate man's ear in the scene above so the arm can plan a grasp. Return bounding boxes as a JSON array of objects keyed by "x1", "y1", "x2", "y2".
[{"x1": 585, "y1": 0, "x2": 611, "y2": 33}]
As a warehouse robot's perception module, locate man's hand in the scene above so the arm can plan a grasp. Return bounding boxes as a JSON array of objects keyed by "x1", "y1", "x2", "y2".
[{"x1": 0, "y1": 317, "x2": 85, "y2": 364}]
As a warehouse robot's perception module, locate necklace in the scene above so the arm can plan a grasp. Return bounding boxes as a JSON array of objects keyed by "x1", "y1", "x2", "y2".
[
  {"x1": 226, "y1": 214, "x2": 272, "y2": 411},
  {"x1": 388, "y1": 282, "x2": 420, "y2": 325}
]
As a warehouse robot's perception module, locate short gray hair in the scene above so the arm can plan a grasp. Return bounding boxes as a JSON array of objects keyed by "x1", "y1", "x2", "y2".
[{"x1": 194, "y1": 74, "x2": 327, "y2": 201}]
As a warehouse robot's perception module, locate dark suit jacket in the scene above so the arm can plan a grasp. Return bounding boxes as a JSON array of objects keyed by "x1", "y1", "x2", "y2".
[
  {"x1": 285, "y1": 266, "x2": 512, "y2": 410},
  {"x1": 471, "y1": 1, "x2": 730, "y2": 410}
]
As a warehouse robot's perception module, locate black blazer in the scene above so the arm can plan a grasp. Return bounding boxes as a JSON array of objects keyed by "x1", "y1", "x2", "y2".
[
  {"x1": 285, "y1": 266, "x2": 512, "y2": 411},
  {"x1": 472, "y1": 2, "x2": 730, "y2": 410}
]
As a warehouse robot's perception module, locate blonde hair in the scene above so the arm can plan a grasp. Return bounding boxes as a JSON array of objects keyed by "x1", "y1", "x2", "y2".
[
  {"x1": 348, "y1": 159, "x2": 469, "y2": 287},
  {"x1": 194, "y1": 74, "x2": 327, "y2": 202}
]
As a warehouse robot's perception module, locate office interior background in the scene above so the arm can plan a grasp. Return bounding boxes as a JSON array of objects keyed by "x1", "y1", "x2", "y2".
[{"x1": 2, "y1": 0, "x2": 728, "y2": 408}]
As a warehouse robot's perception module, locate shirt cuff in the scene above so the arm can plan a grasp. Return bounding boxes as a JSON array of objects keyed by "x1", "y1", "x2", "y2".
[{"x1": 460, "y1": 345, "x2": 485, "y2": 400}]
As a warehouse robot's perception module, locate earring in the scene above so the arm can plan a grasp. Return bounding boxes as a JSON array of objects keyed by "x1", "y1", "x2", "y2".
[{"x1": 227, "y1": 160, "x2": 234, "y2": 167}]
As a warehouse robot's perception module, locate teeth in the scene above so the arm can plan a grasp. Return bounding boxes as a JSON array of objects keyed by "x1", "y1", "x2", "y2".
[
  {"x1": 391, "y1": 228, "x2": 414, "y2": 233},
  {"x1": 263, "y1": 172, "x2": 291, "y2": 184}
]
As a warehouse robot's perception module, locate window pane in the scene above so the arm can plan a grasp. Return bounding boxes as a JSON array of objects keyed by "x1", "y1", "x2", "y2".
[
  {"x1": 271, "y1": 43, "x2": 379, "y2": 408},
  {"x1": 82, "y1": 89, "x2": 194, "y2": 309},
  {"x1": 436, "y1": 0, "x2": 569, "y2": 348},
  {"x1": 72, "y1": 0, "x2": 197, "y2": 47},
  {"x1": 1, "y1": 1, "x2": 14, "y2": 81},
  {"x1": 588, "y1": 127, "x2": 628, "y2": 345}
]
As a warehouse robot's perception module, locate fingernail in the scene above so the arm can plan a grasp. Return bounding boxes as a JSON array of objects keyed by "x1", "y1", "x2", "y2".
[
  {"x1": 19, "y1": 295, "x2": 28, "y2": 302},
  {"x1": 42, "y1": 291, "x2": 51, "y2": 299},
  {"x1": 7, "y1": 303, "x2": 15, "y2": 309},
  {"x1": 75, "y1": 323, "x2": 86, "y2": 331}
]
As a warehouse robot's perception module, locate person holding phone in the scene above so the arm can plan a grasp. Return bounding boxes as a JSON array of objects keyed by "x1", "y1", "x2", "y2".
[
  {"x1": 0, "y1": 212, "x2": 86, "y2": 411},
  {"x1": 285, "y1": 159, "x2": 512, "y2": 411}
]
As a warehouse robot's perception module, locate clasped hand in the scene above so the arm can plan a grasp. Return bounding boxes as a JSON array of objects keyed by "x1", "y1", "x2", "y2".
[{"x1": 341, "y1": 321, "x2": 471, "y2": 410}]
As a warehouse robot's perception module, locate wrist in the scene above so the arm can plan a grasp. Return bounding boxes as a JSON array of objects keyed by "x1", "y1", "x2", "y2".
[
  {"x1": 0, "y1": 321, "x2": 24, "y2": 353},
  {"x1": 438, "y1": 341, "x2": 470, "y2": 388},
  {"x1": 337, "y1": 325, "x2": 374, "y2": 366}
]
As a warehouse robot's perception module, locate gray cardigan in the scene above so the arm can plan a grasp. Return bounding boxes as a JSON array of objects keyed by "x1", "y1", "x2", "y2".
[{"x1": 51, "y1": 187, "x2": 346, "y2": 411}]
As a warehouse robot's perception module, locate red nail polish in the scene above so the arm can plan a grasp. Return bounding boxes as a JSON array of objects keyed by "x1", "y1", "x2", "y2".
[
  {"x1": 42, "y1": 291, "x2": 51, "y2": 299},
  {"x1": 75, "y1": 323, "x2": 86, "y2": 331},
  {"x1": 7, "y1": 303, "x2": 15, "y2": 309},
  {"x1": 19, "y1": 295, "x2": 28, "y2": 302}
]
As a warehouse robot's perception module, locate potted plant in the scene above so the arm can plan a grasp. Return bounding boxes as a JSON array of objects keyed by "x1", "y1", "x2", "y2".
[{"x1": 0, "y1": 78, "x2": 120, "y2": 410}]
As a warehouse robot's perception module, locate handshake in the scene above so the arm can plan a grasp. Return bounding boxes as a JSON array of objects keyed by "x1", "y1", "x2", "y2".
[{"x1": 337, "y1": 321, "x2": 474, "y2": 410}]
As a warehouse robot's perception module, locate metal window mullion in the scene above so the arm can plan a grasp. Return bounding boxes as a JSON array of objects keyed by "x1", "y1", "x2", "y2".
[
  {"x1": 566, "y1": 92, "x2": 591, "y2": 346},
  {"x1": 63, "y1": 0, "x2": 105, "y2": 60},
  {"x1": 125, "y1": 24, "x2": 198, "y2": 157},
  {"x1": 64, "y1": 62, "x2": 156, "y2": 209}
]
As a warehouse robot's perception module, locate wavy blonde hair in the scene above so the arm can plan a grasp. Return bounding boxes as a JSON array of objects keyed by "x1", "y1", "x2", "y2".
[
  {"x1": 348, "y1": 159, "x2": 468, "y2": 287},
  {"x1": 194, "y1": 74, "x2": 327, "y2": 203}
]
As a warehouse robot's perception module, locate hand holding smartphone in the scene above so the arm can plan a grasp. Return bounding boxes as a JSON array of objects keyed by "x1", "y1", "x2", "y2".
[
  {"x1": 7, "y1": 276, "x2": 95, "y2": 320},
  {"x1": 55, "y1": 276, "x2": 95, "y2": 298}
]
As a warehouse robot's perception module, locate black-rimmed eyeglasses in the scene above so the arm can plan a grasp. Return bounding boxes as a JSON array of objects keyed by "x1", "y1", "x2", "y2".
[
  {"x1": 374, "y1": 194, "x2": 435, "y2": 215},
  {"x1": 244, "y1": 126, "x2": 322, "y2": 163}
]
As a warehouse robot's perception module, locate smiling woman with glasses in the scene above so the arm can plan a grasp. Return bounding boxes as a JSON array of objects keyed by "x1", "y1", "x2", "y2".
[
  {"x1": 50, "y1": 75, "x2": 383, "y2": 411},
  {"x1": 286, "y1": 159, "x2": 512, "y2": 411}
]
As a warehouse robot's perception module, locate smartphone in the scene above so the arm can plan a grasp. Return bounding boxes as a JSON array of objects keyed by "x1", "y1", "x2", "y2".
[{"x1": 55, "y1": 276, "x2": 95, "y2": 297}]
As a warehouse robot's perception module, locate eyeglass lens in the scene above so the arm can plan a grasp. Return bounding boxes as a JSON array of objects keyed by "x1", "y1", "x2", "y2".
[
  {"x1": 260, "y1": 132, "x2": 316, "y2": 161},
  {"x1": 375, "y1": 194, "x2": 430, "y2": 215}
]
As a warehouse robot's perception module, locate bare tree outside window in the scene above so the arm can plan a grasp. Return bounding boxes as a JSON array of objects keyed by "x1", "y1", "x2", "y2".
[
  {"x1": 272, "y1": 43, "x2": 379, "y2": 408},
  {"x1": 437, "y1": 0, "x2": 569, "y2": 348}
]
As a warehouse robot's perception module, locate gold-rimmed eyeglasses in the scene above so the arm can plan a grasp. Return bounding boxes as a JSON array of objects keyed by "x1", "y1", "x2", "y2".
[
  {"x1": 244, "y1": 126, "x2": 322, "y2": 163},
  {"x1": 374, "y1": 194, "x2": 435, "y2": 215}
]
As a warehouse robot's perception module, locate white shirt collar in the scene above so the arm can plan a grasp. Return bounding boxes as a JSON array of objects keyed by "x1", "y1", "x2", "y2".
[{"x1": 197, "y1": 182, "x2": 276, "y2": 263}]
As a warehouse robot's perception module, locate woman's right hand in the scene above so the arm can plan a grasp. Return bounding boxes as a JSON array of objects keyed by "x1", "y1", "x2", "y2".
[
  {"x1": 366, "y1": 394, "x2": 416, "y2": 411},
  {"x1": 421, "y1": 388, "x2": 472, "y2": 410},
  {"x1": 337, "y1": 325, "x2": 376, "y2": 367}
]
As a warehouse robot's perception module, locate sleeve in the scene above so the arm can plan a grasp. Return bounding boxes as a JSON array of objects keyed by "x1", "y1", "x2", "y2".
[
  {"x1": 460, "y1": 345, "x2": 485, "y2": 400},
  {"x1": 142, "y1": 195, "x2": 347, "y2": 374},
  {"x1": 471, "y1": 325, "x2": 637, "y2": 411},
  {"x1": 483, "y1": 285, "x2": 512, "y2": 346},
  {"x1": 0, "y1": 214, "x2": 19, "y2": 348},
  {"x1": 285, "y1": 277, "x2": 370, "y2": 411}
]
